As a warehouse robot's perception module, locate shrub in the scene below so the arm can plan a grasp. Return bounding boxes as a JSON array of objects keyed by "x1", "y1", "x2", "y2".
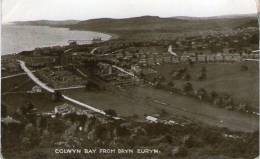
[
  {"x1": 182, "y1": 82, "x2": 193, "y2": 93},
  {"x1": 240, "y1": 65, "x2": 248, "y2": 71},
  {"x1": 104, "y1": 109, "x2": 117, "y2": 117}
]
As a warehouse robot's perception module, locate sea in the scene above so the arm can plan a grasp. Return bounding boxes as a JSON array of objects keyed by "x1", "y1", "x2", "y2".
[{"x1": 1, "y1": 24, "x2": 111, "y2": 55}]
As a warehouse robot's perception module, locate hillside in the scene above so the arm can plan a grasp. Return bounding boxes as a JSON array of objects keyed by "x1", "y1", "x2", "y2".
[
  {"x1": 237, "y1": 19, "x2": 259, "y2": 29},
  {"x1": 68, "y1": 15, "x2": 258, "y2": 39},
  {"x1": 12, "y1": 14, "x2": 259, "y2": 40}
]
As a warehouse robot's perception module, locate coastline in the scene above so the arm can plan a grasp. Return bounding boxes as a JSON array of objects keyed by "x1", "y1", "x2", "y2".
[
  {"x1": 12, "y1": 22, "x2": 120, "y2": 40},
  {"x1": 1, "y1": 24, "x2": 117, "y2": 56}
]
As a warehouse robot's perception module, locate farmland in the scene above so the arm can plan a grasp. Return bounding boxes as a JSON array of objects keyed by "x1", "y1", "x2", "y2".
[
  {"x1": 151, "y1": 62, "x2": 259, "y2": 110},
  {"x1": 62, "y1": 85, "x2": 259, "y2": 132}
]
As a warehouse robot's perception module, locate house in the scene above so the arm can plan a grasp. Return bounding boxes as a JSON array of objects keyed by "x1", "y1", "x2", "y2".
[
  {"x1": 1, "y1": 116, "x2": 21, "y2": 124},
  {"x1": 131, "y1": 65, "x2": 142, "y2": 74},
  {"x1": 215, "y1": 53, "x2": 224, "y2": 62},
  {"x1": 27, "y1": 85, "x2": 42, "y2": 93},
  {"x1": 145, "y1": 116, "x2": 158, "y2": 123},
  {"x1": 54, "y1": 103, "x2": 76, "y2": 115},
  {"x1": 207, "y1": 55, "x2": 216, "y2": 62},
  {"x1": 92, "y1": 37, "x2": 102, "y2": 44}
]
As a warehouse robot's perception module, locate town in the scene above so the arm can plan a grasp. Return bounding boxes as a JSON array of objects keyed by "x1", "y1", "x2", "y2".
[{"x1": 1, "y1": 16, "x2": 259, "y2": 159}]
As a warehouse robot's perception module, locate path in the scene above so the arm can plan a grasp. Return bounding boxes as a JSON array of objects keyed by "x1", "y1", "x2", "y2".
[{"x1": 18, "y1": 60, "x2": 120, "y2": 120}]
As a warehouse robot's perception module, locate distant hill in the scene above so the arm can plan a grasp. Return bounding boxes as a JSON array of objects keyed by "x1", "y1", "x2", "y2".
[
  {"x1": 174, "y1": 13, "x2": 257, "y2": 20},
  {"x1": 68, "y1": 15, "x2": 257, "y2": 35},
  {"x1": 13, "y1": 20, "x2": 80, "y2": 27},
  {"x1": 236, "y1": 19, "x2": 259, "y2": 29},
  {"x1": 13, "y1": 14, "x2": 258, "y2": 40}
]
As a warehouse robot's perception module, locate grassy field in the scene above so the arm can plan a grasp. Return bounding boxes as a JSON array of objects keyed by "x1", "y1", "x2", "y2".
[
  {"x1": 152, "y1": 62, "x2": 259, "y2": 110},
  {"x1": 63, "y1": 86, "x2": 259, "y2": 132},
  {"x1": 1, "y1": 68, "x2": 258, "y2": 132},
  {"x1": 2, "y1": 93, "x2": 63, "y2": 114},
  {"x1": 2, "y1": 76, "x2": 64, "y2": 114},
  {"x1": 1, "y1": 75, "x2": 34, "y2": 93}
]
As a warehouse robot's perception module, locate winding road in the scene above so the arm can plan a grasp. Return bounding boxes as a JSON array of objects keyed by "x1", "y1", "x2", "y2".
[
  {"x1": 17, "y1": 60, "x2": 259, "y2": 131},
  {"x1": 112, "y1": 65, "x2": 136, "y2": 77},
  {"x1": 18, "y1": 60, "x2": 121, "y2": 120},
  {"x1": 2, "y1": 71, "x2": 36, "y2": 79}
]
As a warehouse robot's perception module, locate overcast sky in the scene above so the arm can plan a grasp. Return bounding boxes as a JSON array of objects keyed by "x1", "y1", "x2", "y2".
[{"x1": 2, "y1": 0, "x2": 258, "y2": 23}]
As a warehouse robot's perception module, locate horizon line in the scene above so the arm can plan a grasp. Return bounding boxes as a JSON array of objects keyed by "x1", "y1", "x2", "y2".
[{"x1": 3, "y1": 12, "x2": 258, "y2": 24}]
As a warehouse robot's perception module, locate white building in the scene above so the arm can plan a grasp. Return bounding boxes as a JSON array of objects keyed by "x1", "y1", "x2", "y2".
[
  {"x1": 54, "y1": 103, "x2": 76, "y2": 115},
  {"x1": 145, "y1": 116, "x2": 158, "y2": 123}
]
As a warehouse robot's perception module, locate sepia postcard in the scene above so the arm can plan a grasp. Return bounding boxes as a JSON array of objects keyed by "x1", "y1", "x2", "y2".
[{"x1": 1, "y1": 0, "x2": 259, "y2": 159}]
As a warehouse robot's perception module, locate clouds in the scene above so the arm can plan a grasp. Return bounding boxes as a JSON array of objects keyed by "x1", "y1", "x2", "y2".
[{"x1": 2, "y1": 0, "x2": 257, "y2": 23}]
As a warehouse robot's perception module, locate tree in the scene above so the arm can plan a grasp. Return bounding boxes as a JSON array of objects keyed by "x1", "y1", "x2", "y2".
[
  {"x1": 222, "y1": 94, "x2": 234, "y2": 107},
  {"x1": 250, "y1": 33, "x2": 258, "y2": 44},
  {"x1": 167, "y1": 81, "x2": 175, "y2": 87},
  {"x1": 65, "y1": 112, "x2": 79, "y2": 123},
  {"x1": 179, "y1": 67, "x2": 187, "y2": 74},
  {"x1": 23, "y1": 123, "x2": 41, "y2": 148},
  {"x1": 52, "y1": 91, "x2": 62, "y2": 102},
  {"x1": 139, "y1": 72, "x2": 145, "y2": 79},
  {"x1": 2, "y1": 103, "x2": 7, "y2": 118},
  {"x1": 209, "y1": 91, "x2": 218, "y2": 102},
  {"x1": 213, "y1": 97, "x2": 224, "y2": 107},
  {"x1": 197, "y1": 72, "x2": 207, "y2": 81},
  {"x1": 184, "y1": 135, "x2": 202, "y2": 148},
  {"x1": 201, "y1": 66, "x2": 207, "y2": 73},
  {"x1": 48, "y1": 119, "x2": 67, "y2": 134},
  {"x1": 174, "y1": 146, "x2": 188, "y2": 157},
  {"x1": 104, "y1": 109, "x2": 117, "y2": 117},
  {"x1": 240, "y1": 65, "x2": 248, "y2": 71},
  {"x1": 188, "y1": 58, "x2": 194, "y2": 66},
  {"x1": 198, "y1": 66, "x2": 207, "y2": 81},
  {"x1": 158, "y1": 75, "x2": 166, "y2": 82},
  {"x1": 182, "y1": 73, "x2": 191, "y2": 81},
  {"x1": 197, "y1": 88, "x2": 208, "y2": 100},
  {"x1": 26, "y1": 102, "x2": 35, "y2": 112},
  {"x1": 38, "y1": 117, "x2": 47, "y2": 130},
  {"x1": 114, "y1": 125, "x2": 130, "y2": 137},
  {"x1": 182, "y1": 82, "x2": 193, "y2": 93}
]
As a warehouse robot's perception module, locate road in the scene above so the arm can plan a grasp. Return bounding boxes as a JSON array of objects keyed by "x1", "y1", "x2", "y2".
[
  {"x1": 2, "y1": 71, "x2": 35, "y2": 79},
  {"x1": 17, "y1": 60, "x2": 116, "y2": 118},
  {"x1": 90, "y1": 47, "x2": 99, "y2": 55},
  {"x1": 75, "y1": 68, "x2": 88, "y2": 78},
  {"x1": 54, "y1": 85, "x2": 86, "y2": 91},
  {"x1": 18, "y1": 60, "x2": 258, "y2": 131},
  {"x1": 244, "y1": 59, "x2": 259, "y2": 62},
  {"x1": 18, "y1": 60, "x2": 54, "y2": 93},
  {"x1": 168, "y1": 45, "x2": 178, "y2": 56},
  {"x1": 63, "y1": 86, "x2": 259, "y2": 132},
  {"x1": 112, "y1": 65, "x2": 136, "y2": 77}
]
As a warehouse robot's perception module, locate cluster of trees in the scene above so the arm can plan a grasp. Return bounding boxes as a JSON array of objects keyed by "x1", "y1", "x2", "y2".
[
  {"x1": 3, "y1": 100, "x2": 258, "y2": 159},
  {"x1": 3, "y1": 103, "x2": 47, "y2": 150},
  {"x1": 104, "y1": 109, "x2": 117, "y2": 117},
  {"x1": 171, "y1": 66, "x2": 207, "y2": 82},
  {"x1": 240, "y1": 64, "x2": 249, "y2": 71},
  {"x1": 142, "y1": 65, "x2": 254, "y2": 113},
  {"x1": 197, "y1": 66, "x2": 207, "y2": 81},
  {"x1": 151, "y1": 76, "x2": 250, "y2": 113},
  {"x1": 171, "y1": 67, "x2": 191, "y2": 81}
]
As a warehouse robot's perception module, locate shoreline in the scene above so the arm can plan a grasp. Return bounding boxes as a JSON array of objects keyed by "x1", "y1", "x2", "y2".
[{"x1": 1, "y1": 24, "x2": 117, "y2": 56}]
